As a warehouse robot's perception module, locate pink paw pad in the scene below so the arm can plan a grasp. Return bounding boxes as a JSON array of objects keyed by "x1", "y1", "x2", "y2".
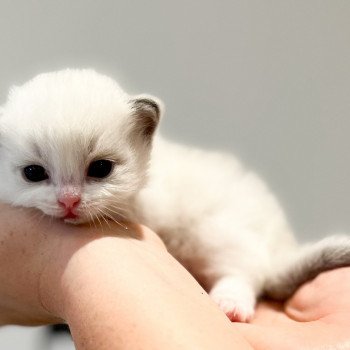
[{"x1": 211, "y1": 295, "x2": 255, "y2": 322}]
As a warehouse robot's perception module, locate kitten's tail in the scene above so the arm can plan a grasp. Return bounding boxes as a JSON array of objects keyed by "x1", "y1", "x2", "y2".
[{"x1": 264, "y1": 235, "x2": 350, "y2": 300}]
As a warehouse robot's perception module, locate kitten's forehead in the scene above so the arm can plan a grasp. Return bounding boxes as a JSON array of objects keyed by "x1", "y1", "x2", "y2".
[
  {"x1": 2, "y1": 69, "x2": 132, "y2": 129},
  {"x1": 31, "y1": 128, "x2": 97, "y2": 159},
  {"x1": 34, "y1": 131, "x2": 94, "y2": 183}
]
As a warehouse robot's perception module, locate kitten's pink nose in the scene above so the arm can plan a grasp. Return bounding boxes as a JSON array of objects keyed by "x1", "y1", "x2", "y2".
[{"x1": 58, "y1": 194, "x2": 81, "y2": 209}]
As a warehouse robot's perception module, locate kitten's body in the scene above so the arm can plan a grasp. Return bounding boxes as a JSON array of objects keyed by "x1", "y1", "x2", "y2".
[
  {"x1": 1, "y1": 69, "x2": 350, "y2": 321},
  {"x1": 136, "y1": 137, "x2": 298, "y2": 319}
]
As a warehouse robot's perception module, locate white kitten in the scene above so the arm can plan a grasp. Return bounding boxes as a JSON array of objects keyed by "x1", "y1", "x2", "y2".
[{"x1": 1, "y1": 69, "x2": 350, "y2": 322}]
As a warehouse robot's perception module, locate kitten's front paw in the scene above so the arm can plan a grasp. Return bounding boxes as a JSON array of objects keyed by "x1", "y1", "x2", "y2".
[
  {"x1": 210, "y1": 292, "x2": 255, "y2": 322},
  {"x1": 209, "y1": 276, "x2": 256, "y2": 322}
]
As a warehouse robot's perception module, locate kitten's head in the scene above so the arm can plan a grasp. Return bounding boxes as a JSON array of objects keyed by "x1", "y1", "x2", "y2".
[{"x1": 0, "y1": 69, "x2": 162, "y2": 223}]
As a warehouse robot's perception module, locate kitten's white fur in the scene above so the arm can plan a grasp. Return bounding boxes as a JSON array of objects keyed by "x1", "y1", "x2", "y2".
[{"x1": 1, "y1": 69, "x2": 350, "y2": 322}]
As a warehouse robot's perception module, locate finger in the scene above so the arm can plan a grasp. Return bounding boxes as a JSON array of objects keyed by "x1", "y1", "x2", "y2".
[{"x1": 285, "y1": 268, "x2": 350, "y2": 322}]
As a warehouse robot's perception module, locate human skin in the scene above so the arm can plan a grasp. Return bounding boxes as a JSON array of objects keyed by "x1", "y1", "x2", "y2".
[
  {"x1": 0, "y1": 203, "x2": 252, "y2": 349},
  {"x1": 234, "y1": 267, "x2": 350, "y2": 349},
  {"x1": 0, "y1": 202, "x2": 349, "y2": 349}
]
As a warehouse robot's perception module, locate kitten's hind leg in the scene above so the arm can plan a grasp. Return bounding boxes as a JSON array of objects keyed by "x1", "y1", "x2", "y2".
[{"x1": 209, "y1": 275, "x2": 256, "y2": 322}]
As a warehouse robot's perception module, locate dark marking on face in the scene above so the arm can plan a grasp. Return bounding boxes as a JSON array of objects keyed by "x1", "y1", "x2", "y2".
[
  {"x1": 31, "y1": 141, "x2": 43, "y2": 159},
  {"x1": 87, "y1": 135, "x2": 98, "y2": 154}
]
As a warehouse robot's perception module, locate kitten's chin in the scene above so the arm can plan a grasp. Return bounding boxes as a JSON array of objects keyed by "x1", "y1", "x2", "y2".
[
  {"x1": 60, "y1": 211, "x2": 91, "y2": 225},
  {"x1": 62, "y1": 216, "x2": 88, "y2": 225},
  {"x1": 63, "y1": 218, "x2": 81, "y2": 225}
]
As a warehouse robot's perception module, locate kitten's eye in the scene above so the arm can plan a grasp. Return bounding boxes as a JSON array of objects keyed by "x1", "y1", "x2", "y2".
[
  {"x1": 87, "y1": 160, "x2": 113, "y2": 179},
  {"x1": 23, "y1": 165, "x2": 49, "y2": 182}
]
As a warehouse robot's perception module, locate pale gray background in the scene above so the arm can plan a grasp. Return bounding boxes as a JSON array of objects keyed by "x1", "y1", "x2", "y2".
[{"x1": 0, "y1": 0, "x2": 349, "y2": 348}]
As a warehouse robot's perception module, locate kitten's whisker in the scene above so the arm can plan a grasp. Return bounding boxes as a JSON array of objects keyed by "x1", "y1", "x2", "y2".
[
  {"x1": 90, "y1": 212, "x2": 98, "y2": 230},
  {"x1": 96, "y1": 207, "x2": 111, "y2": 229},
  {"x1": 101, "y1": 210, "x2": 129, "y2": 231},
  {"x1": 102, "y1": 205, "x2": 126, "y2": 217},
  {"x1": 94, "y1": 211, "x2": 104, "y2": 232},
  {"x1": 100, "y1": 186, "x2": 131, "y2": 195},
  {"x1": 100, "y1": 205, "x2": 130, "y2": 222},
  {"x1": 83, "y1": 203, "x2": 97, "y2": 230},
  {"x1": 84, "y1": 200, "x2": 130, "y2": 221},
  {"x1": 103, "y1": 205, "x2": 130, "y2": 220}
]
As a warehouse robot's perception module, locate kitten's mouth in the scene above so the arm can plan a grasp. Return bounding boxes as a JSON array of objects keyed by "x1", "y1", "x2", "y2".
[
  {"x1": 62, "y1": 209, "x2": 79, "y2": 220},
  {"x1": 64, "y1": 211, "x2": 78, "y2": 219}
]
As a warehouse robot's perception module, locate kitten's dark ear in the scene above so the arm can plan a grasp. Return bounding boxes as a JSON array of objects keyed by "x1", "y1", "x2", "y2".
[{"x1": 129, "y1": 95, "x2": 163, "y2": 142}]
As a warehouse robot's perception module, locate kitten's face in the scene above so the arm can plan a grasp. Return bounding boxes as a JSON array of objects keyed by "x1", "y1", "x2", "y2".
[{"x1": 0, "y1": 70, "x2": 161, "y2": 224}]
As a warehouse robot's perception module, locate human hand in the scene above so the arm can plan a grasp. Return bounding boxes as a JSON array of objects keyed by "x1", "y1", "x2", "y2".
[
  {"x1": 234, "y1": 267, "x2": 350, "y2": 349},
  {"x1": 0, "y1": 203, "x2": 161, "y2": 326},
  {"x1": 0, "y1": 203, "x2": 252, "y2": 350},
  {"x1": 3, "y1": 200, "x2": 349, "y2": 350}
]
